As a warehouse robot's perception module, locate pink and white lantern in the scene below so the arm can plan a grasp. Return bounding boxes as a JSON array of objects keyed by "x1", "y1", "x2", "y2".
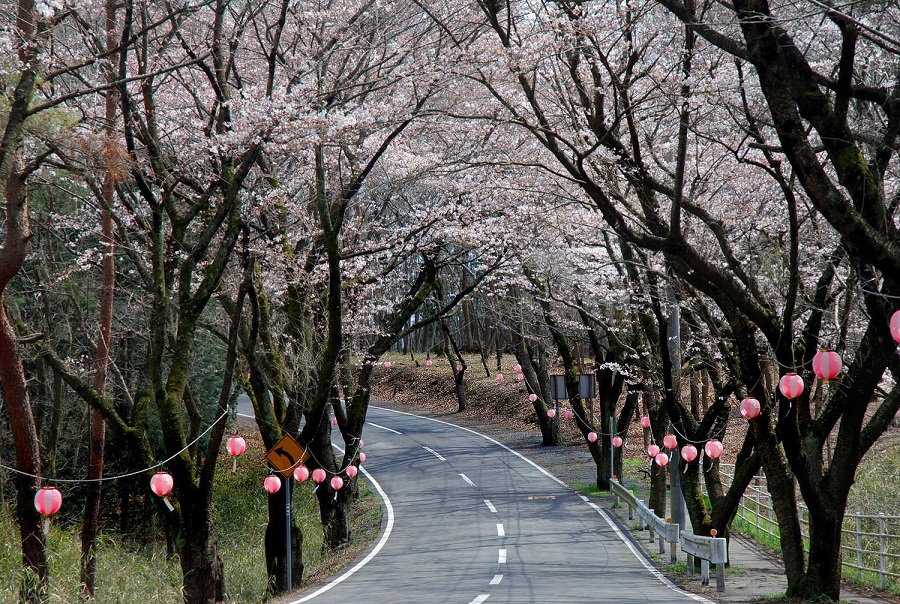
[
  {"x1": 264, "y1": 475, "x2": 282, "y2": 494},
  {"x1": 704, "y1": 440, "x2": 724, "y2": 459},
  {"x1": 34, "y1": 487, "x2": 62, "y2": 535},
  {"x1": 740, "y1": 398, "x2": 761, "y2": 420},
  {"x1": 346, "y1": 465, "x2": 358, "y2": 478},
  {"x1": 891, "y1": 310, "x2": 900, "y2": 343},
  {"x1": 681, "y1": 444, "x2": 698, "y2": 462},
  {"x1": 496, "y1": 373, "x2": 504, "y2": 382},
  {"x1": 384, "y1": 361, "x2": 392, "y2": 369},
  {"x1": 312, "y1": 468, "x2": 327, "y2": 484},
  {"x1": 663, "y1": 434, "x2": 677, "y2": 450},
  {"x1": 456, "y1": 363, "x2": 463, "y2": 372},
  {"x1": 514, "y1": 364, "x2": 522, "y2": 373},
  {"x1": 294, "y1": 466, "x2": 310, "y2": 483},
  {"x1": 528, "y1": 393, "x2": 538, "y2": 403},
  {"x1": 359, "y1": 452, "x2": 367, "y2": 464},
  {"x1": 812, "y1": 351, "x2": 842, "y2": 381},
  {"x1": 779, "y1": 373, "x2": 804, "y2": 400},
  {"x1": 426, "y1": 359, "x2": 433, "y2": 368},
  {"x1": 612, "y1": 436, "x2": 623, "y2": 448},
  {"x1": 563, "y1": 409, "x2": 573, "y2": 420},
  {"x1": 330, "y1": 476, "x2": 344, "y2": 491},
  {"x1": 587, "y1": 431, "x2": 598, "y2": 443},
  {"x1": 546, "y1": 408, "x2": 556, "y2": 419},
  {"x1": 227, "y1": 436, "x2": 246, "y2": 473},
  {"x1": 655, "y1": 453, "x2": 669, "y2": 467},
  {"x1": 150, "y1": 472, "x2": 175, "y2": 511},
  {"x1": 639, "y1": 416, "x2": 651, "y2": 429},
  {"x1": 516, "y1": 373, "x2": 524, "y2": 382},
  {"x1": 647, "y1": 444, "x2": 660, "y2": 457}
]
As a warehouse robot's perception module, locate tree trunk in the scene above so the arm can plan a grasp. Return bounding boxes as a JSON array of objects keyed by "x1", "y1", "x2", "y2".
[
  {"x1": 179, "y1": 522, "x2": 226, "y2": 604},
  {"x1": 798, "y1": 510, "x2": 844, "y2": 600}
]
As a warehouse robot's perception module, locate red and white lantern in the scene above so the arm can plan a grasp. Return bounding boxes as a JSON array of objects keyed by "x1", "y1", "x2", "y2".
[
  {"x1": 612, "y1": 436, "x2": 623, "y2": 448},
  {"x1": 587, "y1": 431, "x2": 598, "y2": 443},
  {"x1": 514, "y1": 364, "x2": 522, "y2": 373},
  {"x1": 546, "y1": 408, "x2": 556, "y2": 419},
  {"x1": 663, "y1": 434, "x2": 677, "y2": 450},
  {"x1": 740, "y1": 398, "x2": 761, "y2": 420},
  {"x1": 639, "y1": 416, "x2": 651, "y2": 429},
  {"x1": 331, "y1": 417, "x2": 338, "y2": 425},
  {"x1": 528, "y1": 393, "x2": 538, "y2": 403},
  {"x1": 294, "y1": 466, "x2": 310, "y2": 482},
  {"x1": 563, "y1": 409, "x2": 573, "y2": 420},
  {"x1": 681, "y1": 444, "x2": 698, "y2": 462},
  {"x1": 330, "y1": 476, "x2": 344, "y2": 491},
  {"x1": 226, "y1": 436, "x2": 246, "y2": 473},
  {"x1": 426, "y1": 359, "x2": 433, "y2": 368},
  {"x1": 312, "y1": 468, "x2": 327, "y2": 484},
  {"x1": 812, "y1": 350, "x2": 842, "y2": 381},
  {"x1": 655, "y1": 453, "x2": 669, "y2": 467},
  {"x1": 704, "y1": 440, "x2": 723, "y2": 459},
  {"x1": 779, "y1": 373, "x2": 804, "y2": 400},
  {"x1": 34, "y1": 487, "x2": 62, "y2": 535},
  {"x1": 516, "y1": 373, "x2": 524, "y2": 382},
  {"x1": 496, "y1": 373, "x2": 504, "y2": 382},
  {"x1": 346, "y1": 465, "x2": 358, "y2": 478},
  {"x1": 647, "y1": 444, "x2": 660, "y2": 457},
  {"x1": 264, "y1": 475, "x2": 281, "y2": 494},
  {"x1": 150, "y1": 472, "x2": 175, "y2": 511},
  {"x1": 891, "y1": 310, "x2": 900, "y2": 343},
  {"x1": 384, "y1": 361, "x2": 392, "y2": 369},
  {"x1": 359, "y1": 452, "x2": 367, "y2": 464},
  {"x1": 456, "y1": 363, "x2": 463, "y2": 372}
]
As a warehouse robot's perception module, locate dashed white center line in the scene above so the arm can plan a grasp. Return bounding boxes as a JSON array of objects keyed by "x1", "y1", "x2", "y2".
[
  {"x1": 460, "y1": 473, "x2": 476, "y2": 487},
  {"x1": 484, "y1": 499, "x2": 497, "y2": 513},
  {"x1": 489, "y1": 574, "x2": 503, "y2": 585},
  {"x1": 498, "y1": 549, "x2": 507, "y2": 564},
  {"x1": 468, "y1": 596, "x2": 490, "y2": 604},
  {"x1": 366, "y1": 422, "x2": 402, "y2": 435},
  {"x1": 496, "y1": 523, "x2": 505, "y2": 537},
  {"x1": 422, "y1": 446, "x2": 446, "y2": 461}
]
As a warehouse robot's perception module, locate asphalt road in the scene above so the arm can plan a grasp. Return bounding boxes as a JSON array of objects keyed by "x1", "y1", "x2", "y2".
[{"x1": 287, "y1": 406, "x2": 711, "y2": 604}]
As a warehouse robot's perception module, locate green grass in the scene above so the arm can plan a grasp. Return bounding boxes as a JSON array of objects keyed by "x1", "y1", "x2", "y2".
[
  {"x1": 574, "y1": 482, "x2": 605, "y2": 497},
  {"x1": 1, "y1": 463, "x2": 382, "y2": 603}
]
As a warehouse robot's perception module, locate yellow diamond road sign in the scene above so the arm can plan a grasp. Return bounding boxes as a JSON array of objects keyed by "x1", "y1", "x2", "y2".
[{"x1": 265, "y1": 434, "x2": 309, "y2": 477}]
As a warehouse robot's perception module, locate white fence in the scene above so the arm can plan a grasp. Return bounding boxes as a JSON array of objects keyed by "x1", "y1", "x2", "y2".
[{"x1": 720, "y1": 464, "x2": 900, "y2": 591}]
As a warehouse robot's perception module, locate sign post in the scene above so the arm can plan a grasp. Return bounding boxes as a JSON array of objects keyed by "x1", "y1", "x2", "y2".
[{"x1": 265, "y1": 433, "x2": 308, "y2": 592}]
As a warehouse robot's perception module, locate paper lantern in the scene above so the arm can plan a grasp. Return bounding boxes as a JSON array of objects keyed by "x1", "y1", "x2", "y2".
[
  {"x1": 34, "y1": 487, "x2": 62, "y2": 535},
  {"x1": 516, "y1": 373, "x2": 524, "y2": 382},
  {"x1": 663, "y1": 434, "x2": 677, "y2": 449},
  {"x1": 359, "y1": 452, "x2": 367, "y2": 464},
  {"x1": 312, "y1": 468, "x2": 326, "y2": 484},
  {"x1": 647, "y1": 444, "x2": 660, "y2": 457},
  {"x1": 779, "y1": 373, "x2": 804, "y2": 400},
  {"x1": 587, "y1": 431, "x2": 598, "y2": 443},
  {"x1": 330, "y1": 476, "x2": 344, "y2": 490},
  {"x1": 346, "y1": 465, "x2": 358, "y2": 478},
  {"x1": 704, "y1": 440, "x2": 723, "y2": 459},
  {"x1": 384, "y1": 361, "x2": 392, "y2": 368},
  {"x1": 681, "y1": 444, "x2": 698, "y2": 462},
  {"x1": 612, "y1": 436, "x2": 623, "y2": 448},
  {"x1": 563, "y1": 409, "x2": 573, "y2": 420},
  {"x1": 496, "y1": 373, "x2": 504, "y2": 382},
  {"x1": 331, "y1": 417, "x2": 338, "y2": 425},
  {"x1": 528, "y1": 393, "x2": 538, "y2": 403},
  {"x1": 150, "y1": 472, "x2": 175, "y2": 511},
  {"x1": 227, "y1": 435, "x2": 246, "y2": 472},
  {"x1": 426, "y1": 359, "x2": 433, "y2": 368},
  {"x1": 890, "y1": 310, "x2": 900, "y2": 343},
  {"x1": 359, "y1": 440, "x2": 365, "y2": 448},
  {"x1": 514, "y1": 364, "x2": 522, "y2": 373},
  {"x1": 546, "y1": 408, "x2": 556, "y2": 419},
  {"x1": 740, "y1": 398, "x2": 761, "y2": 420},
  {"x1": 293, "y1": 466, "x2": 310, "y2": 482},
  {"x1": 264, "y1": 475, "x2": 282, "y2": 494},
  {"x1": 812, "y1": 351, "x2": 842, "y2": 381},
  {"x1": 456, "y1": 363, "x2": 463, "y2": 372},
  {"x1": 639, "y1": 416, "x2": 650, "y2": 429},
  {"x1": 655, "y1": 453, "x2": 669, "y2": 467}
]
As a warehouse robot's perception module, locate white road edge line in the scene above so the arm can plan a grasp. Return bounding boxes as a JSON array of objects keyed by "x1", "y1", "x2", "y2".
[
  {"x1": 288, "y1": 464, "x2": 394, "y2": 602},
  {"x1": 372, "y1": 405, "x2": 716, "y2": 604},
  {"x1": 496, "y1": 523, "x2": 505, "y2": 537},
  {"x1": 366, "y1": 421, "x2": 402, "y2": 435},
  {"x1": 422, "y1": 446, "x2": 446, "y2": 461},
  {"x1": 460, "y1": 473, "x2": 476, "y2": 487},
  {"x1": 489, "y1": 574, "x2": 503, "y2": 585},
  {"x1": 468, "y1": 595, "x2": 490, "y2": 604},
  {"x1": 498, "y1": 548, "x2": 507, "y2": 563},
  {"x1": 484, "y1": 499, "x2": 497, "y2": 513},
  {"x1": 579, "y1": 495, "x2": 589, "y2": 502}
]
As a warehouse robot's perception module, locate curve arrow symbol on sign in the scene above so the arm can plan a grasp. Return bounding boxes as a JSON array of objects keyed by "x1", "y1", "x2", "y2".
[{"x1": 274, "y1": 447, "x2": 296, "y2": 467}]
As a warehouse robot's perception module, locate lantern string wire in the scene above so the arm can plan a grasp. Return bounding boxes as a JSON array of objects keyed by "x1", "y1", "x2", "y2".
[{"x1": 0, "y1": 410, "x2": 229, "y2": 484}]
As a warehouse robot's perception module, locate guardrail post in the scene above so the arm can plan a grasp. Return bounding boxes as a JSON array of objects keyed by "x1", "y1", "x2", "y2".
[
  {"x1": 700, "y1": 559, "x2": 709, "y2": 586},
  {"x1": 856, "y1": 513, "x2": 863, "y2": 581},
  {"x1": 878, "y1": 514, "x2": 887, "y2": 590},
  {"x1": 686, "y1": 552, "x2": 695, "y2": 577}
]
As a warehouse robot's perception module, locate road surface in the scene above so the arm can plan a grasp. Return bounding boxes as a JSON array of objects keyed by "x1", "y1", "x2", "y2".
[{"x1": 287, "y1": 406, "x2": 710, "y2": 604}]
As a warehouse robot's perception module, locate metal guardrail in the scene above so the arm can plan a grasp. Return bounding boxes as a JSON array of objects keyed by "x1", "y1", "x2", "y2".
[
  {"x1": 610, "y1": 479, "x2": 679, "y2": 564},
  {"x1": 680, "y1": 530, "x2": 728, "y2": 592},
  {"x1": 720, "y1": 464, "x2": 900, "y2": 591}
]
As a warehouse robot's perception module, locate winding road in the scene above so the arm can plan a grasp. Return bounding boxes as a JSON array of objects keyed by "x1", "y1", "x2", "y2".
[{"x1": 289, "y1": 406, "x2": 711, "y2": 604}]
